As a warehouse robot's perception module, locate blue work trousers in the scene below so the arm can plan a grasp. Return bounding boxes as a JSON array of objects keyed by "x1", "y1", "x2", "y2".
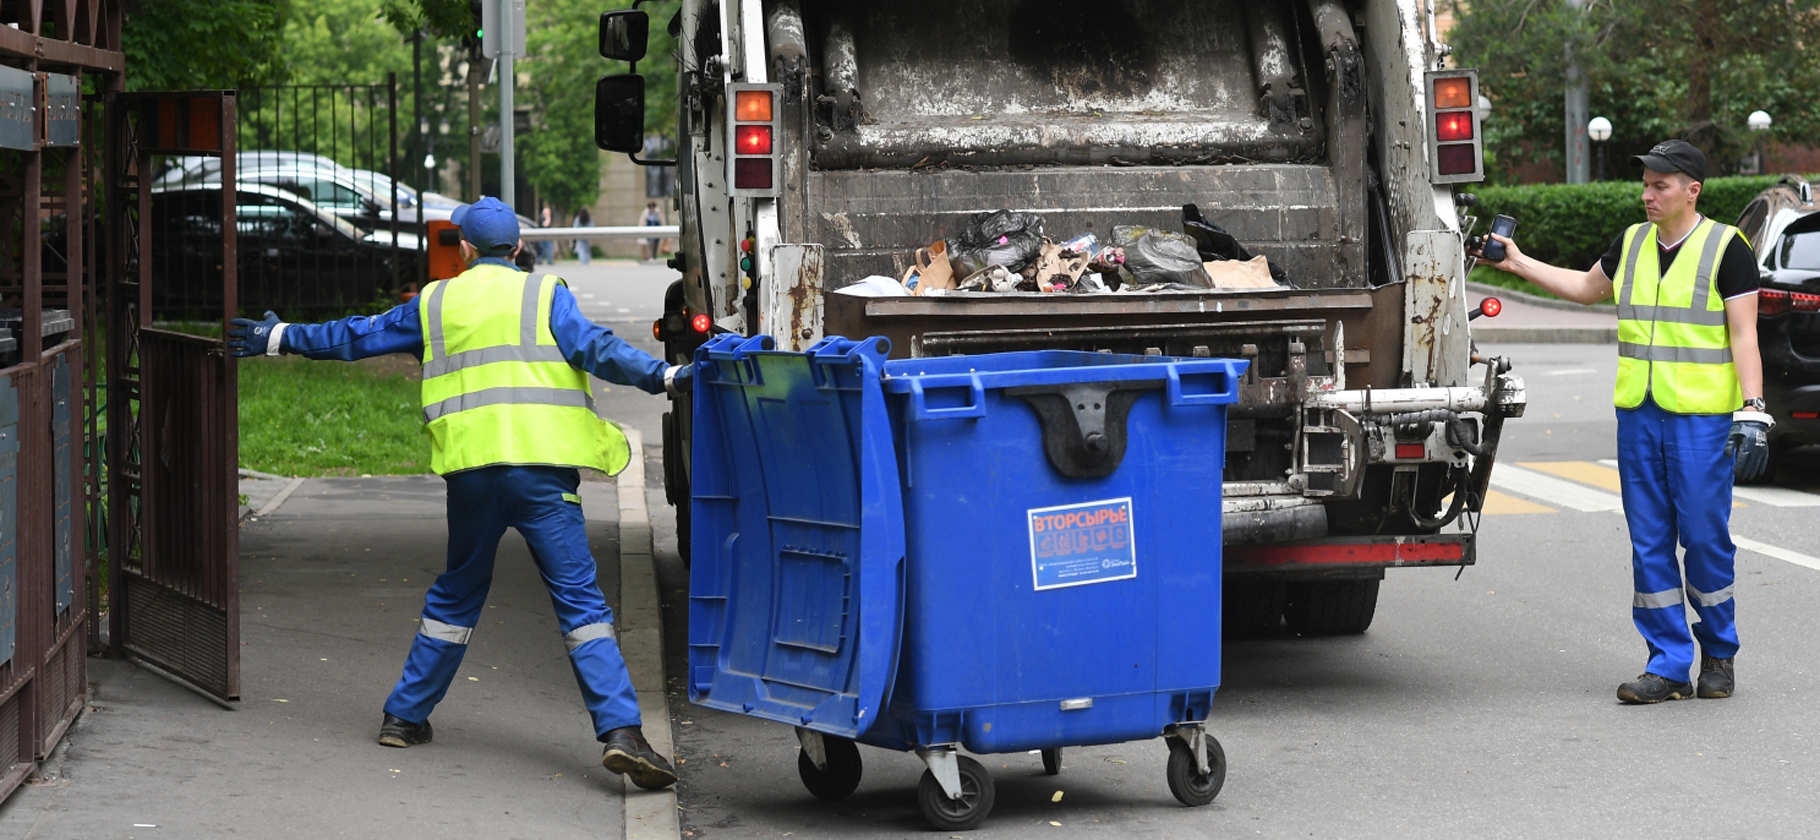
[
  {"x1": 383, "y1": 465, "x2": 641, "y2": 740},
  {"x1": 1617, "y1": 398, "x2": 1739, "y2": 681}
]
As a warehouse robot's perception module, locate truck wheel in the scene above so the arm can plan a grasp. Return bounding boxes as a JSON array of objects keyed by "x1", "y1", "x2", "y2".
[
  {"x1": 1283, "y1": 578, "x2": 1380, "y2": 636},
  {"x1": 1222, "y1": 578, "x2": 1287, "y2": 639},
  {"x1": 661, "y1": 409, "x2": 691, "y2": 567}
]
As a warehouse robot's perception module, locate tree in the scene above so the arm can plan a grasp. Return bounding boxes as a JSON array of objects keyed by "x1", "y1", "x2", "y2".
[
  {"x1": 1445, "y1": 0, "x2": 1820, "y2": 182},
  {"x1": 123, "y1": 0, "x2": 291, "y2": 91}
]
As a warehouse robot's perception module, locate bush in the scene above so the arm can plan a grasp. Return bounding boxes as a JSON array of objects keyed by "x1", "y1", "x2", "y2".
[{"x1": 1469, "y1": 175, "x2": 1794, "y2": 271}]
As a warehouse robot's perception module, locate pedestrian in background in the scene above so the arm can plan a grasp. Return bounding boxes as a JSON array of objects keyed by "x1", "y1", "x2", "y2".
[
  {"x1": 538, "y1": 204, "x2": 555, "y2": 265},
  {"x1": 574, "y1": 206, "x2": 593, "y2": 265},
  {"x1": 1472, "y1": 139, "x2": 1770, "y2": 705},
  {"x1": 641, "y1": 201, "x2": 663, "y2": 262},
  {"x1": 226, "y1": 196, "x2": 689, "y2": 790}
]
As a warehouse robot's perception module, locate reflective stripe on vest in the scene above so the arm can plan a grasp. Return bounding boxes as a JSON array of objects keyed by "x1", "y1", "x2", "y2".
[
  {"x1": 1611, "y1": 219, "x2": 1742, "y2": 414},
  {"x1": 418, "y1": 265, "x2": 630, "y2": 475}
]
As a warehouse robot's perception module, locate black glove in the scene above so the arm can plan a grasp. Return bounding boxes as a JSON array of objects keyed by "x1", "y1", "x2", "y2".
[
  {"x1": 1724, "y1": 409, "x2": 1774, "y2": 481},
  {"x1": 227, "y1": 310, "x2": 285, "y2": 357},
  {"x1": 664, "y1": 363, "x2": 695, "y2": 397}
]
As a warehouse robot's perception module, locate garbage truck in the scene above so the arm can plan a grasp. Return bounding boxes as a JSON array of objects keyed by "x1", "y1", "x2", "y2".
[{"x1": 594, "y1": 0, "x2": 1527, "y2": 636}]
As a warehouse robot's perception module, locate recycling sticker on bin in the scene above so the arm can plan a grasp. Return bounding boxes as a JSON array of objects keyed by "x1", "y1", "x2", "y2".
[{"x1": 1028, "y1": 498, "x2": 1136, "y2": 590}]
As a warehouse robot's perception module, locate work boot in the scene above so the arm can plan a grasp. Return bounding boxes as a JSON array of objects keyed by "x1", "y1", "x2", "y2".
[
  {"x1": 377, "y1": 713, "x2": 433, "y2": 748},
  {"x1": 602, "y1": 726, "x2": 677, "y2": 790},
  {"x1": 1616, "y1": 673, "x2": 1695, "y2": 704},
  {"x1": 1697, "y1": 656, "x2": 1735, "y2": 699}
]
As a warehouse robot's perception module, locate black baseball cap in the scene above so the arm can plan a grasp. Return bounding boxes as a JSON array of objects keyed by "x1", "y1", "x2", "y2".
[{"x1": 1631, "y1": 139, "x2": 1707, "y2": 182}]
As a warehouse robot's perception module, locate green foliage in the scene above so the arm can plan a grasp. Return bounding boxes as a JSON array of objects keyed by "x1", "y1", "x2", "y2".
[
  {"x1": 282, "y1": 0, "x2": 411, "y2": 85},
  {"x1": 239, "y1": 355, "x2": 430, "y2": 475},
  {"x1": 1467, "y1": 175, "x2": 1785, "y2": 270},
  {"x1": 124, "y1": 0, "x2": 291, "y2": 91},
  {"x1": 1446, "y1": 0, "x2": 1820, "y2": 182}
]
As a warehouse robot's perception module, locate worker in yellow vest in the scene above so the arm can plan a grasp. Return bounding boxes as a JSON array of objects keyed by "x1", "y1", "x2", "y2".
[
  {"x1": 228, "y1": 197, "x2": 686, "y2": 790},
  {"x1": 1473, "y1": 140, "x2": 1770, "y2": 705}
]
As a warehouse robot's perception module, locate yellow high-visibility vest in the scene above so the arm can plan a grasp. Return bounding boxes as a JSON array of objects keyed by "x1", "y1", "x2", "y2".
[
  {"x1": 417, "y1": 264, "x2": 630, "y2": 475},
  {"x1": 1612, "y1": 218, "x2": 1743, "y2": 414}
]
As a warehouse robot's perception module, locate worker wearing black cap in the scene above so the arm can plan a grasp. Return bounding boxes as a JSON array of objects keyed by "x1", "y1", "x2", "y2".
[
  {"x1": 226, "y1": 196, "x2": 684, "y2": 790},
  {"x1": 1472, "y1": 139, "x2": 1768, "y2": 706}
]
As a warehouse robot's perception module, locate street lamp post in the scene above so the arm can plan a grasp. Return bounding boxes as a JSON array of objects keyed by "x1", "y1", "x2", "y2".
[
  {"x1": 1748, "y1": 110, "x2": 1773, "y2": 175},
  {"x1": 1587, "y1": 116, "x2": 1612, "y2": 181}
]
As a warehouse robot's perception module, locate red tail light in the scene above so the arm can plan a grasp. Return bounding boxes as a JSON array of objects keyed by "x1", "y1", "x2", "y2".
[
  {"x1": 1480, "y1": 297, "x2": 1502, "y2": 317},
  {"x1": 1761, "y1": 288, "x2": 1791, "y2": 317},
  {"x1": 691, "y1": 312, "x2": 713, "y2": 334},
  {"x1": 1394, "y1": 443, "x2": 1427, "y2": 460},
  {"x1": 728, "y1": 84, "x2": 781, "y2": 196},
  {"x1": 1794, "y1": 291, "x2": 1820, "y2": 312},
  {"x1": 1425, "y1": 70, "x2": 1484, "y2": 184}
]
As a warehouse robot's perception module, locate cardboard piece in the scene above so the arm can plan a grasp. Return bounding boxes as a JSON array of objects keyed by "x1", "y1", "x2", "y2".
[
  {"x1": 905, "y1": 240, "x2": 955, "y2": 295},
  {"x1": 1026, "y1": 239, "x2": 1090, "y2": 291},
  {"x1": 1204, "y1": 255, "x2": 1279, "y2": 289}
]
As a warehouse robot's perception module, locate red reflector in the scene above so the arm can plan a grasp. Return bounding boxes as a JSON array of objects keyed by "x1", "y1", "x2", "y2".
[
  {"x1": 1436, "y1": 111, "x2": 1474, "y2": 142},
  {"x1": 735, "y1": 125, "x2": 772, "y2": 155},
  {"x1": 1481, "y1": 297, "x2": 1502, "y2": 317},
  {"x1": 734, "y1": 89, "x2": 773, "y2": 122},
  {"x1": 1793, "y1": 411, "x2": 1819, "y2": 420},
  {"x1": 1395, "y1": 443, "x2": 1426, "y2": 460},
  {"x1": 1432, "y1": 77, "x2": 1472, "y2": 110},
  {"x1": 691, "y1": 313, "x2": 713, "y2": 333},
  {"x1": 733, "y1": 158, "x2": 772, "y2": 190},
  {"x1": 1760, "y1": 288, "x2": 1791, "y2": 317},
  {"x1": 1437, "y1": 144, "x2": 1478, "y2": 175}
]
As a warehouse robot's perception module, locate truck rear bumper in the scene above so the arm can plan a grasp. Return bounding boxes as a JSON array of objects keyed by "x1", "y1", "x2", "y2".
[{"x1": 1225, "y1": 533, "x2": 1473, "y2": 576}]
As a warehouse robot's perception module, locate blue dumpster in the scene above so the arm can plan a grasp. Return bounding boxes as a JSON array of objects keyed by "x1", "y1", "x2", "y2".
[{"x1": 687, "y1": 334, "x2": 1245, "y2": 830}]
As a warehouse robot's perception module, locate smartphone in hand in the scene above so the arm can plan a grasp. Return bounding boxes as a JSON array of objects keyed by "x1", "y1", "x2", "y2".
[{"x1": 1481, "y1": 215, "x2": 1516, "y2": 262}]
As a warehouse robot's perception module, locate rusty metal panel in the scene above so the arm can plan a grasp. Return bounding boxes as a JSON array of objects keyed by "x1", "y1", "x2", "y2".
[
  {"x1": 0, "y1": 374, "x2": 16, "y2": 666},
  {"x1": 120, "y1": 329, "x2": 239, "y2": 702},
  {"x1": 1400, "y1": 230, "x2": 1470, "y2": 387},
  {"x1": 765, "y1": 243, "x2": 823, "y2": 351}
]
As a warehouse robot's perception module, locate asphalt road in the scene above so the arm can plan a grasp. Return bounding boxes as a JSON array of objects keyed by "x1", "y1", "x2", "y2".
[{"x1": 564, "y1": 262, "x2": 1820, "y2": 839}]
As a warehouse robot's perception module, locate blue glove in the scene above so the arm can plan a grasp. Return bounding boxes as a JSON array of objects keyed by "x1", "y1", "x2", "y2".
[
  {"x1": 664, "y1": 363, "x2": 695, "y2": 397},
  {"x1": 227, "y1": 310, "x2": 285, "y2": 357},
  {"x1": 1725, "y1": 409, "x2": 1774, "y2": 481}
]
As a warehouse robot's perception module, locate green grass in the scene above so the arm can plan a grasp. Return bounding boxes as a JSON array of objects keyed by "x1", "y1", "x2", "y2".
[{"x1": 238, "y1": 354, "x2": 431, "y2": 475}]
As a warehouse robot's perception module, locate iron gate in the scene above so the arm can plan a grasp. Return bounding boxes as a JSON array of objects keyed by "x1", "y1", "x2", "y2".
[{"x1": 107, "y1": 92, "x2": 241, "y2": 704}]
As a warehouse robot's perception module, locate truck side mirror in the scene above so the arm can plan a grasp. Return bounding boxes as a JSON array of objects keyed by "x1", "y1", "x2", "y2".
[
  {"x1": 599, "y1": 10, "x2": 648, "y2": 62},
  {"x1": 595, "y1": 74, "x2": 647, "y2": 153}
]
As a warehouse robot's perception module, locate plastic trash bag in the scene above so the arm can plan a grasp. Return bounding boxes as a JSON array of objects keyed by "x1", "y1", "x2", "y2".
[
  {"x1": 946, "y1": 210, "x2": 1045, "y2": 279},
  {"x1": 1110, "y1": 225, "x2": 1213, "y2": 288},
  {"x1": 1183, "y1": 203, "x2": 1289, "y2": 285}
]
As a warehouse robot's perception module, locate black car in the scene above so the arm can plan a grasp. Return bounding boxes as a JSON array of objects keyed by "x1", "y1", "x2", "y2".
[
  {"x1": 144, "y1": 182, "x2": 424, "y2": 317},
  {"x1": 1732, "y1": 175, "x2": 1820, "y2": 479}
]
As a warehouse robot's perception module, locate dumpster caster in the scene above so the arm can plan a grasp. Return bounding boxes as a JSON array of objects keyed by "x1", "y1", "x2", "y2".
[
  {"x1": 794, "y1": 729, "x2": 862, "y2": 801},
  {"x1": 1040, "y1": 747, "x2": 1062, "y2": 776},
  {"x1": 1164, "y1": 726, "x2": 1226, "y2": 807},
  {"x1": 916, "y1": 750, "x2": 994, "y2": 831}
]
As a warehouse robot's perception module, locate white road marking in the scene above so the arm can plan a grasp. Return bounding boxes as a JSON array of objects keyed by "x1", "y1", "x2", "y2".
[
  {"x1": 1545, "y1": 367, "x2": 1599, "y2": 376},
  {"x1": 1733, "y1": 535, "x2": 1820, "y2": 572},
  {"x1": 1489, "y1": 464, "x2": 1624, "y2": 511},
  {"x1": 1598, "y1": 458, "x2": 1820, "y2": 507}
]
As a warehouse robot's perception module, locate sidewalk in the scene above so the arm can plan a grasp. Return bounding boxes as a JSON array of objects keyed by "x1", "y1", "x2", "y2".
[
  {"x1": 1465, "y1": 280, "x2": 1618, "y2": 344},
  {"x1": 0, "y1": 436, "x2": 676, "y2": 840}
]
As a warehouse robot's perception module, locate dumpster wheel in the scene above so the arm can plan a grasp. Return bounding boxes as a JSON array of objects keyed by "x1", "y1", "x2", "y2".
[
  {"x1": 1165, "y1": 735, "x2": 1227, "y2": 806},
  {"x1": 1040, "y1": 747, "x2": 1062, "y2": 775},
  {"x1": 796, "y1": 736, "x2": 863, "y2": 801},
  {"x1": 917, "y1": 755, "x2": 995, "y2": 831}
]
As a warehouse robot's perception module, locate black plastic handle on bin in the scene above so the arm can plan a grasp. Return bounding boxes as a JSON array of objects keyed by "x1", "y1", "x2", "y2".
[{"x1": 1006, "y1": 381, "x2": 1159, "y2": 479}]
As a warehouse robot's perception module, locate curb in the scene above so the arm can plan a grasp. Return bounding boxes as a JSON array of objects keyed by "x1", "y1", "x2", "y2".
[{"x1": 616, "y1": 429, "x2": 680, "y2": 840}]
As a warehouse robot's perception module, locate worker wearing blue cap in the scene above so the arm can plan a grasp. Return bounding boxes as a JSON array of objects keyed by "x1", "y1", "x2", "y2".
[{"x1": 228, "y1": 196, "x2": 685, "y2": 790}]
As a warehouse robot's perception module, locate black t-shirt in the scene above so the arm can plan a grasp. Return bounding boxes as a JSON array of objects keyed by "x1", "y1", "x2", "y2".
[{"x1": 1598, "y1": 219, "x2": 1760, "y2": 300}]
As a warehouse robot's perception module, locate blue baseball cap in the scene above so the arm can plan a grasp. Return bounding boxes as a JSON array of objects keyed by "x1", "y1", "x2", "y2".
[{"x1": 451, "y1": 196, "x2": 520, "y2": 256}]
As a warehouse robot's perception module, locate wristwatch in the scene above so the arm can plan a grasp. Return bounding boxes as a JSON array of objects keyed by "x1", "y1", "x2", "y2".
[{"x1": 1743, "y1": 397, "x2": 1767, "y2": 412}]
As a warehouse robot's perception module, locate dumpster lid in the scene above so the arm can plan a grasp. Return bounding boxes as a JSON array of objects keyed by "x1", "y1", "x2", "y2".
[{"x1": 686, "y1": 334, "x2": 905, "y2": 738}]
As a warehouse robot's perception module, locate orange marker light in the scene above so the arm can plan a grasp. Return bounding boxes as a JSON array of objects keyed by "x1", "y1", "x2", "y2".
[
  {"x1": 1432, "y1": 77, "x2": 1472, "y2": 110},
  {"x1": 735, "y1": 89, "x2": 773, "y2": 122}
]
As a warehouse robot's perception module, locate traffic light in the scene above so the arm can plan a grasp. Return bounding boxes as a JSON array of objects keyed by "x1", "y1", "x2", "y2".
[
  {"x1": 727, "y1": 84, "x2": 781, "y2": 197},
  {"x1": 1425, "y1": 69, "x2": 1484, "y2": 184}
]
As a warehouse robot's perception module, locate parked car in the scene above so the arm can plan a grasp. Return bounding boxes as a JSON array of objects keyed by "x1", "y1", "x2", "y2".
[
  {"x1": 145, "y1": 182, "x2": 424, "y2": 317},
  {"x1": 1731, "y1": 174, "x2": 1820, "y2": 479}
]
